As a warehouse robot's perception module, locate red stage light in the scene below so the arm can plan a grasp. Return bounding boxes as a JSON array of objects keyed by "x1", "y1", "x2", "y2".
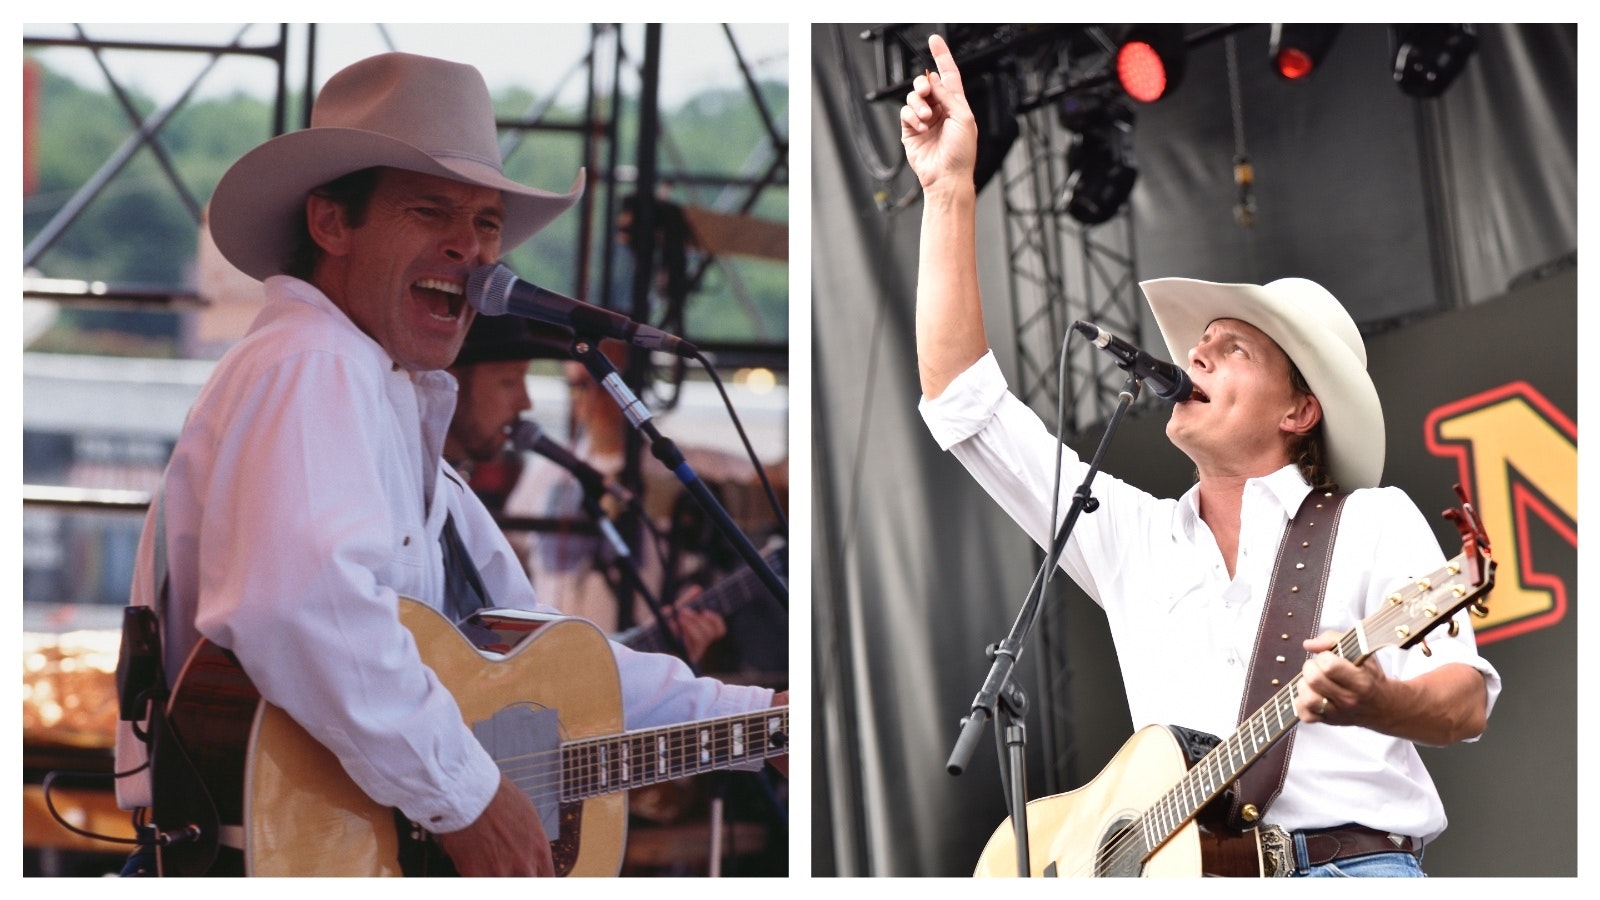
[
  {"x1": 1276, "y1": 47, "x2": 1315, "y2": 79},
  {"x1": 1269, "y1": 24, "x2": 1342, "y2": 82},
  {"x1": 1115, "y1": 25, "x2": 1186, "y2": 103},
  {"x1": 1117, "y1": 41, "x2": 1168, "y2": 103}
]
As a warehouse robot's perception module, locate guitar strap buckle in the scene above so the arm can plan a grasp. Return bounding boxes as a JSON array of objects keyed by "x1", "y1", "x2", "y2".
[{"x1": 1258, "y1": 824, "x2": 1295, "y2": 878}]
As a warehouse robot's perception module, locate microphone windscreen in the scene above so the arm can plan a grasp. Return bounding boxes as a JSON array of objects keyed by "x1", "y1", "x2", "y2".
[
  {"x1": 510, "y1": 418, "x2": 544, "y2": 452},
  {"x1": 465, "y1": 264, "x2": 515, "y2": 316}
]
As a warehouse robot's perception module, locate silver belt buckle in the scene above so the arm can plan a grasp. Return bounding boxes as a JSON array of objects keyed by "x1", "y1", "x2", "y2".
[{"x1": 1259, "y1": 824, "x2": 1294, "y2": 878}]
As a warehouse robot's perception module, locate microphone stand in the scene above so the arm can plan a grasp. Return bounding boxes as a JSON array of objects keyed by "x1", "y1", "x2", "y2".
[
  {"x1": 946, "y1": 372, "x2": 1144, "y2": 877},
  {"x1": 569, "y1": 336, "x2": 787, "y2": 608},
  {"x1": 580, "y1": 489, "x2": 697, "y2": 665},
  {"x1": 570, "y1": 334, "x2": 789, "y2": 871}
]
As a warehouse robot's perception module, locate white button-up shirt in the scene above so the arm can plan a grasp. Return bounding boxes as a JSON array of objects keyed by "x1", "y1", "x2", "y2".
[
  {"x1": 116, "y1": 276, "x2": 773, "y2": 830},
  {"x1": 920, "y1": 351, "x2": 1500, "y2": 843}
]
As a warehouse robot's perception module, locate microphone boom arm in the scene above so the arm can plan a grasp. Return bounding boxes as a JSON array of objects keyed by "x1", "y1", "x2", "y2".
[{"x1": 569, "y1": 336, "x2": 788, "y2": 609}]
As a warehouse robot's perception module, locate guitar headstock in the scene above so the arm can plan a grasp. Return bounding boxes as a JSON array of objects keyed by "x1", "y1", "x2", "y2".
[
  {"x1": 1441, "y1": 482, "x2": 1492, "y2": 599},
  {"x1": 1358, "y1": 483, "x2": 1495, "y2": 657}
]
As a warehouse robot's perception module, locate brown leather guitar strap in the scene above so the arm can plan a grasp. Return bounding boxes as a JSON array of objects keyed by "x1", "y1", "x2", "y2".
[{"x1": 1225, "y1": 486, "x2": 1350, "y2": 831}]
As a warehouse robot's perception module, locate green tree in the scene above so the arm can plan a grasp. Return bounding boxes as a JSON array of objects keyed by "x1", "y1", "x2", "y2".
[{"x1": 24, "y1": 56, "x2": 787, "y2": 357}]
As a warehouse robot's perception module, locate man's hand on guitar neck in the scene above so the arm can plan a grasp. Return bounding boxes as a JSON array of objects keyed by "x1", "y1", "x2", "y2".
[
  {"x1": 1295, "y1": 630, "x2": 1489, "y2": 746},
  {"x1": 662, "y1": 586, "x2": 728, "y2": 665},
  {"x1": 437, "y1": 772, "x2": 555, "y2": 876}
]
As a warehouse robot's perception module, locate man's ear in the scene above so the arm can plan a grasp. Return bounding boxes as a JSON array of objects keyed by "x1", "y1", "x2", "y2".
[
  {"x1": 1282, "y1": 391, "x2": 1323, "y2": 437},
  {"x1": 305, "y1": 193, "x2": 353, "y2": 258}
]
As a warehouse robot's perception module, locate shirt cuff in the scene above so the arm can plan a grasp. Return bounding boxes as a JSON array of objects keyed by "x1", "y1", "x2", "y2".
[
  {"x1": 918, "y1": 350, "x2": 1008, "y2": 451},
  {"x1": 413, "y1": 738, "x2": 504, "y2": 834}
]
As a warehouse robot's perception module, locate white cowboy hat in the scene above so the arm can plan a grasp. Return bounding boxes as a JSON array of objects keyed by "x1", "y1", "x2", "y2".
[
  {"x1": 1139, "y1": 277, "x2": 1385, "y2": 490},
  {"x1": 208, "y1": 51, "x2": 584, "y2": 281}
]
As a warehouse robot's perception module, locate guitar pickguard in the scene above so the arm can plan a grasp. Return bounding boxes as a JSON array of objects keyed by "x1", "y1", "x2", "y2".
[{"x1": 472, "y1": 704, "x2": 563, "y2": 838}]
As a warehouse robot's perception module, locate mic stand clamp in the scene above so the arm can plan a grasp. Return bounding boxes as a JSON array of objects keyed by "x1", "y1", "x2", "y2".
[
  {"x1": 946, "y1": 373, "x2": 1145, "y2": 877},
  {"x1": 569, "y1": 335, "x2": 787, "y2": 607}
]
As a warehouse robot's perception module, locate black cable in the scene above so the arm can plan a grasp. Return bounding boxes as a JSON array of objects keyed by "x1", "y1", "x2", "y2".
[
  {"x1": 40, "y1": 767, "x2": 150, "y2": 847},
  {"x1": 687, "y1": 347, "x2": 788, "y2": 536},
  {"x1": 832, "y1": 23, "x2": 907, "y2": 184}
]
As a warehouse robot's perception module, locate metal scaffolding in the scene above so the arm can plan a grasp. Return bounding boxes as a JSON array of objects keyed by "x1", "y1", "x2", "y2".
[
  {"x1": 998, "y1": 102, "x2": 1152, "y2": 439},
  {"x1": 21, "y1": 23, "x2": 788, "y2": 371}
]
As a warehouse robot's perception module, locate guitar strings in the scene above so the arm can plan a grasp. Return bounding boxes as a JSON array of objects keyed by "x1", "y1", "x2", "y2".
[
  {"x1": 476, "y1": 709, "x2": 788, "y2": 802},
  {"x1": 1044, "y1": 557, "x2": 1472, "y2": 877},
  {"x1": 498, "y1": 735, "x2": 780, "y2": 800}
]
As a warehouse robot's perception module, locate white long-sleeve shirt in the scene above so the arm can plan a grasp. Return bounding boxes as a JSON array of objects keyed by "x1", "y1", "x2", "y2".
[
  {"x1": 116, "y1": 276, "x2": 772, "y2": 830},
  {"x1": 920, "y1": 350, "x2": 1500, "y2": 843}
]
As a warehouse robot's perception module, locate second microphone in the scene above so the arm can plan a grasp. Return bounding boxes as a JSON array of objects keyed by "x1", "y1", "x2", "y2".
[{"x1": 511, "y1": 418, "x2": 638, "y2": 507}]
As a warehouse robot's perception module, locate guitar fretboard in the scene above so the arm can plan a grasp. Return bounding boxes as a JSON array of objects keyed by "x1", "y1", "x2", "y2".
[{"x1": 561, "y1": 707, "x2": 789, "y2": 801}]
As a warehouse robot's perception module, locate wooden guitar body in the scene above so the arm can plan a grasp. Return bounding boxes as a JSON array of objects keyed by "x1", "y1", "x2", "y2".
[
  {"x1": 167, "y1": 602, "x2": 627, "y2": 876},
  {"x1": 973, "y1": 725, "x2": 1260, "y2": 877}
]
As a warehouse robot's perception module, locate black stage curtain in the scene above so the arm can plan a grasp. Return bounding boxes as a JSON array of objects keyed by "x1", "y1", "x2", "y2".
[{"x1": 810, "y1": 23, "x2": 1575, "y2": 876}]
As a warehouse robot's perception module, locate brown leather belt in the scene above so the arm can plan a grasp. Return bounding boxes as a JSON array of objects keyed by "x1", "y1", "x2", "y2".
[{"x1": 1300, "y1": 825, "x2": 1422, "y2": 866}]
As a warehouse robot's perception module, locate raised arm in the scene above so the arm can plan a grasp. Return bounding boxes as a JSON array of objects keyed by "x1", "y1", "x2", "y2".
[{"x1": 904, "y1": 34, "x2": 988, "y2": 399}]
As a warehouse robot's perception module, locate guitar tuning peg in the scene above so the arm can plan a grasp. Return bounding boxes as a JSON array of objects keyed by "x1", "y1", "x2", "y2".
[
  {"x1": 1448, "y1": 619, "x2": 1460, "y2": 638},
  {"x1": 1471, "y1": 601, "x2": 1490, "y2": 618},
  {"x1": 1418, "y1": 639, "x2": 1432, "y2": 658}
]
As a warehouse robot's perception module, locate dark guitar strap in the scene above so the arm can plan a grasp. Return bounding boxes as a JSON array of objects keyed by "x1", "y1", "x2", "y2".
[
  {"x1": 440, "y1": 511, "x2": 491, "y2": 623},
  {"x1": 1226, "y1": 486, "x2": 1350, "y2": 831}
]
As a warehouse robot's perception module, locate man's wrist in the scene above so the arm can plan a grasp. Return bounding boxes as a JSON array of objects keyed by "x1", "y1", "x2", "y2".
[{"x1": 922, "y1": 181, "x2": 977, "y2": 213}]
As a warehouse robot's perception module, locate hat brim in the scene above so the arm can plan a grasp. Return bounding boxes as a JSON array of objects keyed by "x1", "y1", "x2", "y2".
[
  {"x1": 209, "y1": 127, "x2": 584, "y2": 281},
  {"x1": 453, "y1": 322, "x2": 576, "y2": 367},
  {"x1": 1139, "y1": 277, "x2": 1386, "y2": 490}
]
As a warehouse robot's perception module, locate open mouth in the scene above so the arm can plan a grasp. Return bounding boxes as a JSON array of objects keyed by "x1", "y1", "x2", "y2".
[
  {"x1": 1188, "y1": 384, "x2": 1211, "y2": 403},
  {"x1": 413, "y1": 277, "x2": 466, "y2": 321}
]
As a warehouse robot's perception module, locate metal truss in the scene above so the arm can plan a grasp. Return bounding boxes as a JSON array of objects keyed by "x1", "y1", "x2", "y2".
[
  {"x1": 22, "y1": 24, "x2": 789, "y2": 520},
  {"x1": 999, "y1": 86, "x2": 1157, "y2": 442},
  {"x1": 22, "y1": 25, "x2": 293, "y2": 295},
  {"x1": 22, "y1": 24, "x2": 787, "y2": 373},
  {"x1": 848, "y1": 23, "x2": 1160, "y2": 438}
]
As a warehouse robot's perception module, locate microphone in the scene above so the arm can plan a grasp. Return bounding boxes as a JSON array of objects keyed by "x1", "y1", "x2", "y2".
[
  {"x1": 466, "y1": 263, "x2": 696, "y2": 357},
  {"x1": 1072, "y1": 320, "x2": 1197, "y2": 402},
  {"x1": 510, "y1": 419, "x2": 637, "y2": 507}
]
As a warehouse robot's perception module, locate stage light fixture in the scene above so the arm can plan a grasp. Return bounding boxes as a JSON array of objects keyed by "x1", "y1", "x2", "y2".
[
  {"x1": 1269, "y1": 24, "x2": 1343, "y2": 81},
  {"x1": 1115, "y1": 24, "x2": 1187, "y2": 103},
  {"x1": 1392, "y1": 25, "x2": 1479, "y2": 98},
  {"x1": 966, "y1": 69, "x2": 1021, "y2": 193},
  {"x1": 1058, "y1": 94, "x2": 1138, "y2": 226}
]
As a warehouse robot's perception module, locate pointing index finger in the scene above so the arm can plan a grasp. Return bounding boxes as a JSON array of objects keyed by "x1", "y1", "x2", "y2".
[{"x1": 928, "y1": 33, "x2": 964, "y2": 96}]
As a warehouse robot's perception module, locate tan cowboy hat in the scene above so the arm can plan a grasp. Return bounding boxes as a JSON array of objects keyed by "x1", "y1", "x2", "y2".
[
  {"x1": 208, "y1": 51, "x2": 584, "y2": 281},
  {"x1": 1139, "y1": 277, "x2": 1385, "y2": 490}
]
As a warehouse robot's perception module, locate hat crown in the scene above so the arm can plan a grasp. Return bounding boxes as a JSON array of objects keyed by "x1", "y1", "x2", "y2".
[
  {"x1": 1140, "y1": 275, "x2": 1386, "y2": 489},
  {"x1": 1262, "y1": 277, "x2": 1367, "y2": 369},
  {"x1": 311, "y1": 52, "x2": 503, "y2": 175}
]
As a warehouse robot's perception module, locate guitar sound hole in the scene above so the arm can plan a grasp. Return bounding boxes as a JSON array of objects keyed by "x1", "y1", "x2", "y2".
[{"x1": 1095, "y1": 817, "x2": 1146, "y2": 877}]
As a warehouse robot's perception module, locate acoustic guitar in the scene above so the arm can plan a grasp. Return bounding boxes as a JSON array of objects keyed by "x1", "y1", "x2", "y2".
[
  {"x1": 973, "y1": 487, "x2": 1493, "y2": 877},
  {"x1": 159, "y1": 598, "x2": 787, "y2": 876}
]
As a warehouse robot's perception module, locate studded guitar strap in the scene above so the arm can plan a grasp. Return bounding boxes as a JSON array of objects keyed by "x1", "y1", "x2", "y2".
[{"x1": 1226, "y1": 486, "x2": 1350, "y2": 831}]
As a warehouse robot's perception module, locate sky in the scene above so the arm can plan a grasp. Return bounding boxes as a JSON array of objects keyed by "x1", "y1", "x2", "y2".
[{"x1": 22, "y1": 23, "x2": 790, "y2": 110}]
